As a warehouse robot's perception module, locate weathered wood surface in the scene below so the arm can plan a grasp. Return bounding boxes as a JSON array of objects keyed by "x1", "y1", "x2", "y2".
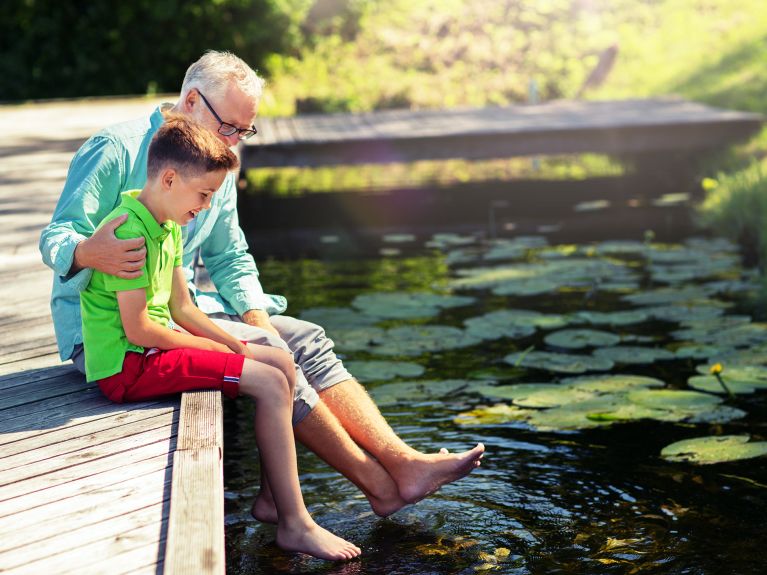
[
  {"x1": 242, "y1": 98, "x2": 763, "y2": 168},
  {"x1": 0, "y1": 97, "x2": 223, "y2": 575}
]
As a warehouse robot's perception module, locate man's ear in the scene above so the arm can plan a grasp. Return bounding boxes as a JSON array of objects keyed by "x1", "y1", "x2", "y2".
[
  {"x1": 160, "y1": 168, "x2": 177, "y2": 192},
  {"x1": 183, "y1": 89, "x2": 198, "y2": 113}
]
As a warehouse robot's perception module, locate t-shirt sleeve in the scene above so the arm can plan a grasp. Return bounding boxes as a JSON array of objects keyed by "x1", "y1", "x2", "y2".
[
  {"x1": 102, "y1": 218, "x2": 150, "y2": 292},
  {"x1": 173, "y1": 224, "x2": 183, "y2": 267}
]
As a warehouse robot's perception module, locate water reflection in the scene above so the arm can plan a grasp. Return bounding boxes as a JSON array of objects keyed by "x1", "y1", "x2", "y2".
[{"x1": 224, "y1": 237, "x2": 767, "y2": 574}]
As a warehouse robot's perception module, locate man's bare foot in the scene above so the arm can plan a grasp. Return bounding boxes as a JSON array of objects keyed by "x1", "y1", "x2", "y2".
[
  {"x1": 251, "y1": 491, "x2": 278, "y2": 524},
  {"x1": 366, "y1": 482, "x2": 409, "y2": 518},
  {"x1": 394, "y1": 443, "x2": 485, "y2": 504},
  {"x1": 277, "y1": 520, "x2": 362, "y2": 561}
]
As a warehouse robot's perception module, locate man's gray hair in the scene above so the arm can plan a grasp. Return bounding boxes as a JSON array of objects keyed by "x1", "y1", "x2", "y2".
[{"x1": 180, "y1": 50, "x2": 266, "y2": 102}]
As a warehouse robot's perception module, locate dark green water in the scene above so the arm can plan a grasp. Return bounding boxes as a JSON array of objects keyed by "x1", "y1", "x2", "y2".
[{"x1": 222, "y1": 233, "x2": 767, "y2": 574}]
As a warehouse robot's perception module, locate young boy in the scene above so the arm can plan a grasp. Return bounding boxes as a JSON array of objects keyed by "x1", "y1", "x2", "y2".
[{"x1": 80, "y1": 114, "x2": 361, "y2": 561}]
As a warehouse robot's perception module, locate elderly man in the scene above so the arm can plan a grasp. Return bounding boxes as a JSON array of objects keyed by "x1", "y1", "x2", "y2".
[{"x1": 40, "y1": 50, "x2": 484, "y2": 520}]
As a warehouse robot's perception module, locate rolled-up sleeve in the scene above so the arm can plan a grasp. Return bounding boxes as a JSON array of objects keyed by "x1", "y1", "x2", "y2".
[
  {"x1": 200, "y1": 180, "x2": 286, "y2": 316},
  {"x1": 39, "y1": 136, "x2": 125, "y2": 290}
]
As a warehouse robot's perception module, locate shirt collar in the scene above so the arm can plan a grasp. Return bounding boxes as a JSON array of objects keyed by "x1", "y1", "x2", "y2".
[{"x1": 119, "y1": 191, "x2": 172, "y2": 240}]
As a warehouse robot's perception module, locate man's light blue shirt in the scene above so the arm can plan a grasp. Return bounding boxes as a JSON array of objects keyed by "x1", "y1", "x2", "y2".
[{"x1": 39, "y1": 104, "x2": 287, "y2": 362}]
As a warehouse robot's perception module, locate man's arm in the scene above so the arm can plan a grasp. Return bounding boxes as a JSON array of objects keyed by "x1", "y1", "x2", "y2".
[
  {"x1": 117, "y1": 286, "x2": 231, "y2": 353},
  {"x1": 198, "y1": 176, "x2": 282, "y2": 336},
  {"x1": 39, "y1": 135, "x2": 146, "y2": 287}
]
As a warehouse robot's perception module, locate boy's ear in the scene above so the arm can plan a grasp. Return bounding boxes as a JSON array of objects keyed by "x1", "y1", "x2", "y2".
[{"x1": 160, "y1": 168, "x2": 177, "y2": 192}]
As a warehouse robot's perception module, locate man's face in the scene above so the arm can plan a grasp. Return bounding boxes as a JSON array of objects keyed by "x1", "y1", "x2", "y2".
[
  {"x1": 190, "y1": 83, "x2": 259, "y2": 148},
  {"x1": 166, "y1": 168, "x2": 227, "y2": 225}
]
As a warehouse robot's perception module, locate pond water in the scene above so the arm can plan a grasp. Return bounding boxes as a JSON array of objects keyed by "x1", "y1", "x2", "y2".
[{"x1": 223, "y1": 185, "x2": 767, "y2": 574}]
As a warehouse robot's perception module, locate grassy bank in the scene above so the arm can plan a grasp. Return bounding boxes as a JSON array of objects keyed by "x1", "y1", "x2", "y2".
[{"x1": 256, "y1": 0, "x2": 767, "y2": 268}]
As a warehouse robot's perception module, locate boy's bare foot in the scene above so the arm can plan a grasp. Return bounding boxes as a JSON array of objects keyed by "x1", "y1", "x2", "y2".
[
  {"x1": 394, "y1": 443, "x2": 485, "y2": 504},
  {"x1": 251, "y1": 491, "x2": 279, "y2": 524},
  {"x1": 253, "y1": 484, "x2": 409, "y2": 522},
  {"x1": 277, "y1": 520, "x2": 362, "y2": 561}
]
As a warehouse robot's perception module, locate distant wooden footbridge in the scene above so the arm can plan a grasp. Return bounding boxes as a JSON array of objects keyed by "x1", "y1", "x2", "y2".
[{"x1": 0, "y1": 96, "x2": 761, "y2": 574}]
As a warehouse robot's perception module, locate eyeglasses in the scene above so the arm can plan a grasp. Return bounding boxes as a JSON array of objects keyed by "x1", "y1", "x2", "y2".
[{"x1": 196, "y1": 89, "x2": 257, "y2": 140}]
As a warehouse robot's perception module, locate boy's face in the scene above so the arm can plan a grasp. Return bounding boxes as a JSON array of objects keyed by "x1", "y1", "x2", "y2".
[{"x1": 166, "y1": 168, "x2": 227, "y2": 225}]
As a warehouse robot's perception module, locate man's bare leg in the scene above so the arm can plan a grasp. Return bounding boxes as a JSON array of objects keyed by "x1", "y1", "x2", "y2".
[
  {"x1": 319, "y1": 379, "x2": 485, "y2": 504},
  {"x1": 252, "y1": 400, "x2": 409, "y2": 522}
]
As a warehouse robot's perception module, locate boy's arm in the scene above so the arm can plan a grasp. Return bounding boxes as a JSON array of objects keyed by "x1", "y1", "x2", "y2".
[
  {"x1": 168, "y1": 267, "x2": 250, "y2": 355},
  {"x1": 117, "y1": 287, "x2": 231, "y2": 353}
]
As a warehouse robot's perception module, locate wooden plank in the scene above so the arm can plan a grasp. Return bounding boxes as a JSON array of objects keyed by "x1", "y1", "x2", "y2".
[
  {"x1": 1, "y1": 412, "x2": 176, "y2": 473},
  {"x1": 241, "y1": 98, "x2": 764, "y2": 169},
  {"x1": 0, "y1": 342, "x2": 60, "y2": 367},
  {"x1": 0, "y1": 434, "x2": 176, "y2": 502},
  {"x1": 163, "y1": 447, "x2": 224, "y2": 575},
  {"x1": 0, "y1": 398, "x2": 172, "y2": 445},
  {"x1": 0, "y1": 371, "x2": 91, "y2": 409},
  {"x1": 176, "y1": 389, "x2": 223, "y2": 451},
  {"x1": 2, "y1": 518, "x2": 168, "y2": 575},
  {"x1": 0, "y1": 402, "x2": 175, "y2": 458},
  {"x1": 164, "y1": 390, "x2": 225, "y2": 574},
  {"x1": 0, "y1": 363, "x2": 79, "y2": 392},
  {"x1": 0, "y1": 352, "x2": 64, "y2": 377},
  {"x1": 0, "y1": 452, "x2": 171, "y2": 518},
  {"x1": 0, "y1": 388, "x2": 112, "y2": 432},
  {"x1": 0, "y1": 470, "x2": 170, "y2": 548},
  {"x1": 0, "y1": 423, "x2": 176, "y2": 488}
]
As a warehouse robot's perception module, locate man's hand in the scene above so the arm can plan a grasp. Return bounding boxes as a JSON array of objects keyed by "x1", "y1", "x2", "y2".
[
  {"x1": 242, "y1": 309, "x2": 281, "y2": 338},
  {"x1": 72, "y1": 214, "x2": 146, "y2": 278}
]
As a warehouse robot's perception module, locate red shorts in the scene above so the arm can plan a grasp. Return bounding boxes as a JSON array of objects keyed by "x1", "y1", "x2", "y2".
[{"x1": 96, "y1": 347, "x2": 245, "y2": 403}]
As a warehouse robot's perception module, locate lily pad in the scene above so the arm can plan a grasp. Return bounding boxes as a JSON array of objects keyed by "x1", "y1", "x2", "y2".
[
  {"x1": 504, "y1": 351, "x2": 614, "y2": 374},
  {"x1": 370, "y1": 379, "x2": 486, "y2": 406},
  {"x1": 454, "y1": 403, "x2": 531, "y2": 426},
  {"x1": 345, "y1": 360, "x2": 425, "y2": 382},
  {"x1": 331, "y1": 327, "x2": 387, "y2": 352},
  {"x1": 593, "y1": 346, "x2": 675, "y2": 365},
  {"x1": 571, "y1": 310, "x2": 649, "y2": 326},
  {"x1": 564, "y1": 374, "x2": 665, "y2": 393},
  {"x1": 299, "y1": 307, "x2": 380, "y2": 330},
  {"x1": 463, "y1": 309, "x2": 568, "y2": 340},
  {"x1": 627, "y1": 389, "x2": 722, "y2": 411},
  {"x1": 660, "y1": 435, "x2": 767, "y2": 465},
  {"x1": 370, "y1": 325, "x2": 483, "y2": 356},
  {"x1": 352, "y1": 292, "x2": 475, "y2": 319},
  {"x1": 544, "y1": 329, "x2": 620, "y2": 350},
  {"x1": 477, "y1": 383, "x2": 593, "y2": 408}
]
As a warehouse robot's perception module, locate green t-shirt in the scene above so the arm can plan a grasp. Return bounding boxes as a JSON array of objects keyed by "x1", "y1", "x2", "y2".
[{"x1": 80, "y1": 190, "x2": 183, "y2": 382}]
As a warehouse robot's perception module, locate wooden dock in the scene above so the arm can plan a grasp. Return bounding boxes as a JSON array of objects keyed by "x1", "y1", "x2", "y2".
[
  {"x1": 242, "y1": 98, "x2": 763, "y2": 168},
  {"x1": 0, "y1": 97, "x2": 225, "y2": 575}
]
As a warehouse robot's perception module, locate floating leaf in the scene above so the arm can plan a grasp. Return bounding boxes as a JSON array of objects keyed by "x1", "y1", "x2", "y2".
[
  {"x1": 661, "y1": 435, "x2": 767, "y2": 465},
  {"x1": 370, "y1": 325, "x2": 483, "y2": 356},
  {"x1": 299, "y1": 307, "x2": 379, "y2": 330},
  {"x1": 544, "y1": 329, "x2": 621, "y2": 350},
  {"x1": 571, "y1": 310, "x2": 649, "y2": 326},
  {"x1": 331, "y1": 327, "x2": 387, "y2": 351},
  {"x1": 370, "y1": 379, "x2": 487, "y2": 406},
  {"x1": 593, "y1": 346, "x2": 675, "y2": 365},
  {"x1": 627, "y1": 389, "x2": 722, "y2": 411},
  {"x1": 345, "y1": 360, "x2": 425, "y2": 382},
  {"x1": 454, "y1": 403, "x2": 531, "y2": 426},
  {"x1": 352, "y1": 292, "x2": 475, "y2": 319},
  {"x1": 463, "y1": 309, "x2": 568, "y2": 340},
  {"x1": 563, "y1": 374, "x2": 665, "y2": 392},
  {"x1": 504, "y1": 351, "x2": 614, "y2": 374},
  {"x1": 479, "y1": 384, "x2": 593, "y2": 408}
]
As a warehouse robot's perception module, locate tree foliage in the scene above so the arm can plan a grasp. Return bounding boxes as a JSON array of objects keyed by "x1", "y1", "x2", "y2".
[{"x1": 0, "y1": 0, "x2": 306, "y2": 101}]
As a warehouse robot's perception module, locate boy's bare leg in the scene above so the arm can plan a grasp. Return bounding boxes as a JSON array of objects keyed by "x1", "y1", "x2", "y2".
[
  {"x1": 239, "y1": 359, "x2": 361, "y2": 560},
  {"x1": 252, "y1": 400, "x2": 409, "y2": 522},
  {"x1": 320, "y1": 379, "x2": 485, "y2": 503}
]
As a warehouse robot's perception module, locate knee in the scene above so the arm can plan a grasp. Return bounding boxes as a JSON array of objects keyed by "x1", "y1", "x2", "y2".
[{"x1": 241, "y1": 362, "x2": 291, "y2": 405}]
